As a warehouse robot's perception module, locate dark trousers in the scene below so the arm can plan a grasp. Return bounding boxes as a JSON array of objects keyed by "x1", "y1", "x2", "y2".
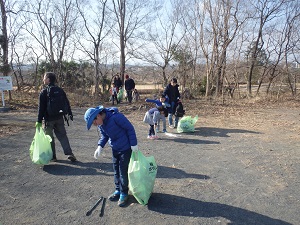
[
  {"x1": 44, "y1": 117, "x2": 73, "y2": 158},
  {"x1": 112, "y1": 93, "x2": 118, "y2": 105},
  {"x1": 148, "y1": 124, "x2": 155, "y2": 136},
  {"x1": 126, "y1": 90, "x2": 133, "y2": 103},
  {"x1": 112, "y1": 149, "x2": 132, "y2": 195}
]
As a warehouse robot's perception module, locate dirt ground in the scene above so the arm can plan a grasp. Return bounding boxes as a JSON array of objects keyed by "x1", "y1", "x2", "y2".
[{"x1": 1, "y1": 98, "x2": 300, "y2": 225}]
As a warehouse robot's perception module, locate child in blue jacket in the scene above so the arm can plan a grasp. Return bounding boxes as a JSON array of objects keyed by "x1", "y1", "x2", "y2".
[
  {"x1": 145, "y1": 94, "x2": 171, "y2": 132},
  {"x1": 84, "y1": 106, "x2": 138, "y2": 207}
]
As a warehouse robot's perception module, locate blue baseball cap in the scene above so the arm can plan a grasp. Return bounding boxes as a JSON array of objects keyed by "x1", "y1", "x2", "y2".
[{"x1": 84, "y1": 106, "x2": 104, "y2": 130}]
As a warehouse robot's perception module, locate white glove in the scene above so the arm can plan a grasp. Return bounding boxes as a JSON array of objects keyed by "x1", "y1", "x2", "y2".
[
  {"x1": 94, "y1": 146, "x2": 103, "y2": 159},
  {"x1": 131, "y1": 145, "x2": 138, "y2": 152}
]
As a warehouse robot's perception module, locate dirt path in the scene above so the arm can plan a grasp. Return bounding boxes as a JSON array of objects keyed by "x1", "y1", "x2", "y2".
[{"x1": 0, "y1": 100, "x2": 299, "y2": 225}]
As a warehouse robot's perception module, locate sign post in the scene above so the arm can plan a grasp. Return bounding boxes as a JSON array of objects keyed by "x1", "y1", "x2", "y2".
[{"x1": 0, "y1": 76, "x2": 13, "y2": 109}]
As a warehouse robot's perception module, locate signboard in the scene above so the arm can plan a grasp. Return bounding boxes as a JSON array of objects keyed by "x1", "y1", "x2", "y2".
[
  {"x1": 0, "y1": 76, "x2": 13, "y2": 108},
  {"x1": 0, "y1": 76, "x2": 13, "y2": 90}
]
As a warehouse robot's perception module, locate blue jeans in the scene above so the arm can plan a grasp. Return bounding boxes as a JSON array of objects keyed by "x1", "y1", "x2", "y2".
[
  {"x1": 168, "y1": 101, "x2": 179, "y2": 127},
  {"x1": 112, "y1": 149, "x2": 132, "y2": 195}
]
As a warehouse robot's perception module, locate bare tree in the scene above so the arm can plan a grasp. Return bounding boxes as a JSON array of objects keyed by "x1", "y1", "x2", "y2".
[
  {"x1": 130, "y1": 1, "x2": 185, "y2": 86},
  {"x1": 111, "y1": 0, "x2": 159, "y2": 83},
  {"x1": 0, "y1": 0, "x2": 27, "y2": 98},
  {"x1": 75, "y1": 0, "x2": 112, "y2": 96},
  {"x1": 22, "y1": 0, "x2": 79, "y2": 83},
  {"x1": 245, "y1": 0, "x2": 287, "y2": 96}
]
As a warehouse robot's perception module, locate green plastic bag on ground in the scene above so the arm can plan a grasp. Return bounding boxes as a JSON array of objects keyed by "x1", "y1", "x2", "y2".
[
  {"x1": 177, "y1": 115, "x2": 198, "y2": 133},
  {"x1": 128, "y1": 150, "x2": 157, "y2": 205},
  {"x1": 29, "y1": 127, "x2": 53, "y2": 165},
  {"x1": 117, "y1": 88, "x2": 124, "y2": 102}
]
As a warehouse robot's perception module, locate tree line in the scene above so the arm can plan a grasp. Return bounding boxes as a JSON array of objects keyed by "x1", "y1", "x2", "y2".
[{"x1": 0, "y1": 0, "x2": 299, "y2": 99}]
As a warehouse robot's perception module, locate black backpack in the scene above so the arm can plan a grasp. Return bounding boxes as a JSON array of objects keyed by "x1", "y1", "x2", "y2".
[
  {"x1": 175, "y1": 101, "x2": 185, "y2": 117},
  {"x1": 46, "y1": 86, "x2": 69, "y2": 116}
]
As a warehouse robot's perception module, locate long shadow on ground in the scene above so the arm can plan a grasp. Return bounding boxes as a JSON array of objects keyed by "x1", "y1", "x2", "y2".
[
  {"x1": 194, "y1": 127, "x2": 262, "y2": 137},
  {"x1": 157, "y1": 165, "x2": 209, "y2": 180},
  {"x1": 43, "y1": 161, "x2": 113, "y2": 176},
  {"x1": 161, "y1": 137, "x2": 220, "y2": 144},
  {"x1": 147, "y1": 193, "x2": 291, "y2": 225}
]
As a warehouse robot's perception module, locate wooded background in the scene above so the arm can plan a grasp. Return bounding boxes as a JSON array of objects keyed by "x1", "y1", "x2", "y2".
[{"x1": 1, "y1": 0, "x2": 300, "y2": 101}]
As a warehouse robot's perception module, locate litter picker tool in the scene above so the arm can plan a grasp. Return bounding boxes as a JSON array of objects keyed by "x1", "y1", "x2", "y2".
[
  {"x1": 86, "y1": 196, "x2": 103, "y2": 216},
  {"x1": 99, "y1": 197, "x2": 106, "y2": 217}
]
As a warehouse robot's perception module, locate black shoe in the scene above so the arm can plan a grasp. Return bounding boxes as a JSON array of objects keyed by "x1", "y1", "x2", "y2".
[
  {"x1": 67, "y1": 154, "x2": 77, "y2": 162},
  {"x1": 50, "y1": 157, "x2": 57, "y2": 162},
  {"x1": 109, "y1": 191, "x2": 120, "y2": 201}
]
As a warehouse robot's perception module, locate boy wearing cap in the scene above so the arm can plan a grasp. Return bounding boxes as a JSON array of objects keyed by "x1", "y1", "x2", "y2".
[{"x1": 84, "y1": 106, "x2": 138, "y2": 207}]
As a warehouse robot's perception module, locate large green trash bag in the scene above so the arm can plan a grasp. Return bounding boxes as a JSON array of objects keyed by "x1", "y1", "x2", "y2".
[
  {"x1": 117, "y1": 88, "x2": 124, "y2": 102},
  {"x1": 177, "y1": 115, "x2": 198, "y2": 133},
  {"x1": 128, "y1": 150, "x2": 158, "y2": 205},
  {"x1": 29, "y1": 127, "x2": 53, "y2": 165}
]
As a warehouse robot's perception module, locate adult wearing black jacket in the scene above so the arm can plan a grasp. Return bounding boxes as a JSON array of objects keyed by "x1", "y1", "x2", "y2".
[
  {"x1": 163, "y1": 78, "x2": 181, "y2": 128},
  {"x1": 36, "y1": 72, "x2": 76, "y2": 162},
  {"x1": 124, "y1": 74, "x2": 135, "y2": 103},
  {"x1": 113, "y1": 74, "x2": 122, "y2": 92}
]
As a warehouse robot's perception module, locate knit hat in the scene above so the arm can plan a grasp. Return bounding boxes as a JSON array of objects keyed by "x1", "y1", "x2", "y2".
[{"x1": 125, "y1": 74, "x2": 129, "y2": 79}]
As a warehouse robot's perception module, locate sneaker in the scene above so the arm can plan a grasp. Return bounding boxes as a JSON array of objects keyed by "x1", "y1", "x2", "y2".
[
  {"x1": 67, "y1": 154, "x2": 77, "y2": 162},
  {"x1": 149, "y1": 136, "x2": 156, "y2": 140},
  {"x1": 152, "y1": 135, "x2": 159, "y2": 139},
  {"x1": 147, "y1": 135, "x2": 152, "y2": 139},
  {"x1": 118, "y1": 194, "x2": 129, "y2": 207},
  {"x1": 109, "y1": 190, "x2": 120, "y2": 201},
  {"x1": 162, "y1": 129, "x2": 167, "y2": 133}
]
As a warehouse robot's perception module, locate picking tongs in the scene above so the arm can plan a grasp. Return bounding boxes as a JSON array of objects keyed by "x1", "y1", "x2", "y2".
[{"x1": 86, "y1": 196, "x2": 106, "y2": 217}]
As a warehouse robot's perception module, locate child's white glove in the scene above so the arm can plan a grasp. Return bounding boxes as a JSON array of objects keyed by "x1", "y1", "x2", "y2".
[
  {"x1": 131, "y1": 145, "x2": 138, "y2": 152},
  {"x1": 94, "y1": 146, "x2": 103, "y2": 159}
]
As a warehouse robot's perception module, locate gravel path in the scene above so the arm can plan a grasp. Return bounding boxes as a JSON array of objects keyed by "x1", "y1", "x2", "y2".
[{"x1": 0, "y1": 103, "x2": 299, "y2": 225}]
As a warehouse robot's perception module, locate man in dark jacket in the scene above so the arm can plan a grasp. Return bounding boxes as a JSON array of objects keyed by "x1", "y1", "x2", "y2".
[
  {"x1": 163, "y1": 78, "x2": 181, "y2": 128},
  {"x1": 36, "y1": 72, "x2": 76, "y2": 162},
  {"x1": 113, "y1": 74, "x2": 122, "y2": 92},
  {"x1": 124, "y1": 74, "x2": 135, "y2": 103},
  {"x1": 84, "y1": 106, "x2": 138, "y2": 207}
]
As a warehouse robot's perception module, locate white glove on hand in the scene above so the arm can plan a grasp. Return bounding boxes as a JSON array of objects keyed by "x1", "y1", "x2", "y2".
[
  {"x1": 94, "y1": 146, "x2": 103, "y2": 159},
  {"x1": 131, "y1": 145, "x2": 138, "y2": 152}
]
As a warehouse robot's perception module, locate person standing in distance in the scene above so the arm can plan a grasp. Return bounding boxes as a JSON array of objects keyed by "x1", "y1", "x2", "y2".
[
  {"x1": 124, "y1": 74, "x2": 135, "y2": 103},
  {"x1": 36, "y1": 72, "x2": 76, "y2": 162},
  {"x1": 84, "y1": 105, "x2": 138, "y2": 207},
  {"x1": 163, "y1": 78, "x2": 181, "y2": 128},
  {"x1": 113, "y1": 74, "x2": 122, "y2": 93}
]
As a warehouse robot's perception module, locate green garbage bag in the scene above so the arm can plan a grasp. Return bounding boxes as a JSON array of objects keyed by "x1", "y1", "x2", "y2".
[
  {"x1": 117, "y1": 88, "x2": 124, "y2": 102},
  {"x1": 29, "y1": 127, "x2": 53, "y2": 165},
  {"x1": 128, "y1": 150, "x2": 157, "y2": 205},
  {"x1": 177, "y1": 115, "x2": 198, "y2": 133}
]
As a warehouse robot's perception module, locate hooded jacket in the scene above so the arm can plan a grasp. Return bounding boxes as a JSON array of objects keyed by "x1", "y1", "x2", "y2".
[{"x1": 97, "y1": 107, "x2": 137, "y2": 151}]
